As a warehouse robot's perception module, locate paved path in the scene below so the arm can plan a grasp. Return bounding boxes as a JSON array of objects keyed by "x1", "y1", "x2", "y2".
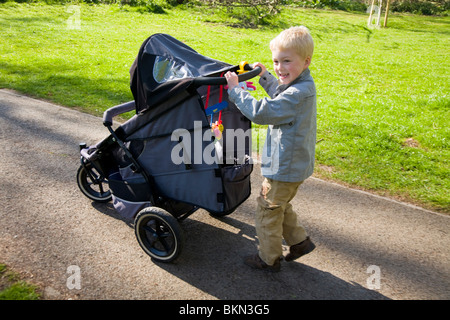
[{"x1": 0, "y1": 89, "x2": 448, "y2": 300}]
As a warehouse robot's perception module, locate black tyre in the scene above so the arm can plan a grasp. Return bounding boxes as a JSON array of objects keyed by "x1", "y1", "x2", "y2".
[
  {"x1": 76, "y1": 164, "x2": 112, "y2": 203},
  {"x1": 135, "y1": 207, "x2": 184, "y2": 263}
]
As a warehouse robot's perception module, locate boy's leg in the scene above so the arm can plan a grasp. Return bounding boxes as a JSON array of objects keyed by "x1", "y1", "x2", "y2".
[
  {"x1": 283, "y1": 192, "x2": 316, "y2": 262},
  {"x1": 283, "y1": 201, "x2": 308, "y2": 246},
  {"x1": 255, "y1": 178, "x2": 302, "y2": 266}
]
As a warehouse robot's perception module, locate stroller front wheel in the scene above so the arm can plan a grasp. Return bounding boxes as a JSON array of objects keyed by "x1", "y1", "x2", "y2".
[
  {"x1": 135, "y1": 207, "x2": 184, "y2": 263},
  {"x1": 76, "y1": 164, "x2": 112, "y2": 203}
]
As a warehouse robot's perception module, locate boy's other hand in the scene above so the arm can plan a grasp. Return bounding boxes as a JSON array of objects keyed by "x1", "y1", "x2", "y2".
[{"x1": 251, "y1": 62, "x2": 267, "y2": 76}]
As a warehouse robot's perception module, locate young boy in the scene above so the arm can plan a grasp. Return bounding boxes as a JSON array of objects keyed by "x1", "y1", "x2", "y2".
[{"x1": 224, "y1": 26, "x2": 316, "y2": 272}]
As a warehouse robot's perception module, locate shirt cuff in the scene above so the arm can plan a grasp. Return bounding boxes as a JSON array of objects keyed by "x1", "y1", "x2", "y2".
[
  {"x1": 227, "y1": 86, "x2": 244, "y2": 99},
  {"x1": 259, "y1": 70, "x2": 272, "y2": 83}
]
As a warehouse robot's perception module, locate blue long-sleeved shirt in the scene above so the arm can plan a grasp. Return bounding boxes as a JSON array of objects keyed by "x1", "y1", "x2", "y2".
[{"x1": 228, "y1": 68, "x2": 317, "y2": 182}]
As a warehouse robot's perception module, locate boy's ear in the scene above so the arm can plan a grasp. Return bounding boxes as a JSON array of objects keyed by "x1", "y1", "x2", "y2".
[{"x1": 304, "y1": 56, "x2": 311, "y2": 69}]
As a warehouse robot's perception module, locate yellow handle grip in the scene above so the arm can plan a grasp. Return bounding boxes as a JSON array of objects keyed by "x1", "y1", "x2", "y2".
[{"x1": 237, "y1": 61, "x2": 249, "y2": 74}]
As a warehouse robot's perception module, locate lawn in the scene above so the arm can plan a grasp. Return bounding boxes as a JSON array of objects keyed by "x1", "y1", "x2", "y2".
[
  {"x1": 0, "y1": 264, "x2": 40, "y2": 300},
  {"x1": 0, "y1": 2, "x2": 448, "y2": 212}
]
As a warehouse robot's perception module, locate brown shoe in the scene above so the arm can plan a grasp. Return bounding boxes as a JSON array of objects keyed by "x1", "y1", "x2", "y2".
[
  {"x1": 285, "y1": 237, "x2": 316, "y2": 262},
  {"x1": 244, "y1": 254, "x2": 281, "y2": 272}
]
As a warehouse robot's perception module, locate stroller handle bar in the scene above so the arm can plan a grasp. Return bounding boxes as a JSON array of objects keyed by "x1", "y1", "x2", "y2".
[
  {"x1": 102, "y1": 65, "x2": 261, "y2": 126},
  {"x1": 103, "y1": 101, "x2": 135, "y2": 127},
  {"x1": 193, "y1": 65, "x2": 261, "y2": 86}
]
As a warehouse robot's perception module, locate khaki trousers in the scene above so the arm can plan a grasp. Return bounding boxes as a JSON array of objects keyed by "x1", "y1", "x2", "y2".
[{"x1": 255, "y1": 178, "x2": 308, "y2": 266}]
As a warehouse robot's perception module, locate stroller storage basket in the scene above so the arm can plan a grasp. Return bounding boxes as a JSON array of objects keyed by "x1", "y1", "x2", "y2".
[
  {"x1": 108, "y1": 172, "x2": 151, "y2": 203},
  {"x1": 220, "y1": 160, "x2": 253, "y2": 213}
]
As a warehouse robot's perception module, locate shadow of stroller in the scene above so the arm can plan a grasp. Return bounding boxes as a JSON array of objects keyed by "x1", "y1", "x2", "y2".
[
  {"x1": 91, "y1": 201, "x2": 134, "y2": 228},
  {"x1": 156, "y1": 212, "x2": 390, "y2": 300},
  {"x1": 90, "y1": 202, "x2": 389, "y2": 300}
]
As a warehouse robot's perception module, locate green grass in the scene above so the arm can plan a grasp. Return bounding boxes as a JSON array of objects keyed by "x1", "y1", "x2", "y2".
[
  {"x1": 0, "y1": 264, "x2": 41, "y2": 300},
  {"x1": 0, "y1": 3, "x2": 448, "y2": 212}
]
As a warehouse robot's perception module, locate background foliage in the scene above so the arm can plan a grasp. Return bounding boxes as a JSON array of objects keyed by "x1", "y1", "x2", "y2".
[{"x1": 1, "y1": 0, "x2": 448, "y2": 16}]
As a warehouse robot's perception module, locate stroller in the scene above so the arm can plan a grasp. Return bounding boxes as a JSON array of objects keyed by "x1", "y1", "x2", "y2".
[{"x1": 76, "y1": 34, "x2": 261, "y2": 262}]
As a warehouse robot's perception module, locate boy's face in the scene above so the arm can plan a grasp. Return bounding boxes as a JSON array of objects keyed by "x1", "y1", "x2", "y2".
[{"x1": 272, "y1": 48, "x2": 311, "y2": 85}]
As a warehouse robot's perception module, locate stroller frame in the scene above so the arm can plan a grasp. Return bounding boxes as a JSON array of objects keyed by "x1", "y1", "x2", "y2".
[{"x1": 77, "y1": 34, "x2": 260, "y2": 262}]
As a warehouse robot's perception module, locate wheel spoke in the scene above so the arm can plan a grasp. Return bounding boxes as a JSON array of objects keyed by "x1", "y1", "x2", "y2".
[
  {"x1": 142, "y1": 220, "x2": 173, "y2": 254},
  {"x1": 158, "y1": 235, "x2": 171, "y2": 252},
  {"x1": 154, "y1": 221, "x2": 173, "y2": 252},
  {"x1": 143, "y1": 224, "x2": 158, "y2": 238},
  {"x1": 98, "y1": 182, "x2": 105, "y2": 194}
]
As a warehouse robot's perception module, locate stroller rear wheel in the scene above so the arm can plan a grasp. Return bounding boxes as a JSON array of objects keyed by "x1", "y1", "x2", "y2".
[
  {"x1": 135, "y1": 207, "x2": 184, "y2": 263},
  {"x1": 76, "y1": 164, "x2": 112, "y2": 203}
]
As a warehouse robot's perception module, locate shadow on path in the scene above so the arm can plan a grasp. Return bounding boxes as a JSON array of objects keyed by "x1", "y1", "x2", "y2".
[{"x1": 93, "y1": 202, "x2": 389, "y2": 300}]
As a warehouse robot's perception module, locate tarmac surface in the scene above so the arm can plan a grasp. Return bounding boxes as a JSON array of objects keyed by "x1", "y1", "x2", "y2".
[{"x1": 0, "y1": 89, "x2": 449, "y2": 300}]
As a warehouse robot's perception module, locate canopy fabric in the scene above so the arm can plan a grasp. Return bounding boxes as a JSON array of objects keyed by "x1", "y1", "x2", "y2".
[{"x1": 130, "y1": 33, "x2": 232, "y2": 114}]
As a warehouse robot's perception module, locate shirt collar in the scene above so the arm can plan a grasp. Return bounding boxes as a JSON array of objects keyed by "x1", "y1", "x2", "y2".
[{"x1": 274, "y1": 68, "x2": 310, "y2": 97}]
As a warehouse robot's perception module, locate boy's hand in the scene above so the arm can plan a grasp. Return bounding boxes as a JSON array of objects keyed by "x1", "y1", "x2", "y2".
[
  {"x1": 225, "y1": 71, "x2": 239, "y2": 90},
  {"x1": 225, "y1": 62, "x2": 266, "y2": 90},
  {"x1": 251, "y1": 62, "x2": 267, "y2": 76}
]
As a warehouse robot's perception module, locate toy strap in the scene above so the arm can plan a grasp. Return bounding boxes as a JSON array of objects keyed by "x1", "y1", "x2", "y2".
[
  {"x1": 204, "y1": 74, "x2": 225, "y2": 124},
  {"x1": 205, "y1": 85, "x2": 211, "y2": 110},
  {"x1": 218, "y1": 73, "x2": 224, "y2": 123}
]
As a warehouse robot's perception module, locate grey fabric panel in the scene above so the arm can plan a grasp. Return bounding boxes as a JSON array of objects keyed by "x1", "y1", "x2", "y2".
[
  {"x1": 153, "y1": 168, "x2": 224, "y2": 213},
  {"x1": 112, "y1": 195, "x2": 151, "y2": 222},
  {"x1": 121, "y1": 92, "x2": 192, "y2": 140},
  {"x1": 134, "y1": 131, "x2": 224, "y2": 212},
  {"x1": 126, "y1": 95, "x2": 208, "y2": 141}
]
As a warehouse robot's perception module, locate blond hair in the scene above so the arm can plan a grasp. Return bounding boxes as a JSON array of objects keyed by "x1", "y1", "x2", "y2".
[{"x1": 270, "y1": 26, "x2": 314, "y2": 59}]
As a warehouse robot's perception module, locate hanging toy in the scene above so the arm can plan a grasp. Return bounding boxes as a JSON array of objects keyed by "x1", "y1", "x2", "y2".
[
  {"x1": 239, "y1": 81, "x2": 256, "y2": 91},
  {"x1": 205, "y1": 101, "x2": 228, "y2": 116},
  {"x1": 211, "y1": 120, "x2": 224, "y2": 140}
]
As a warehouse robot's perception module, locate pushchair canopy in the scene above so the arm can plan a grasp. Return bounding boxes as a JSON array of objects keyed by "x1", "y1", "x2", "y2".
[{"x1": 131, "y1": 33, "x2": 237, "y2": 114}]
